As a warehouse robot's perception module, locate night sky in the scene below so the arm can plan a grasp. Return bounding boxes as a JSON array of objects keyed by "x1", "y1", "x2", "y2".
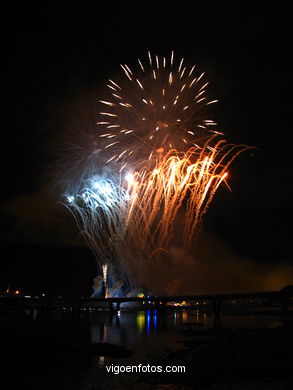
[{"x1": 1, "y1": 5, "x2": 292, "y2": 296}]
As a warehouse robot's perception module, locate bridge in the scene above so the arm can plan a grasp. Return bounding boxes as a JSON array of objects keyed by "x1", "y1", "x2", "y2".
[{"x1": 1, "y1": 286, "x2": 292, "y2": 329}]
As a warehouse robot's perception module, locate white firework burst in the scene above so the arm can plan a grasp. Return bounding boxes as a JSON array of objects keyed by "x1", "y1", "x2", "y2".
[{"x1": 97, "y1": 51, "x2": 221, "y2": 170}]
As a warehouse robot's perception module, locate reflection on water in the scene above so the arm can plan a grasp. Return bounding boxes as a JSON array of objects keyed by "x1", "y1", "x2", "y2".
[
  {"x1": 1, "y1": 307, "x2": 289, "y2": 390},
  {"x1": 137, "y1": 311, "x2": 145, "y2": 334},
  {"x1": 182, "y1": 310, "x2": 187, "y2": 323},
  {"x1": 89, "y1": 308, "x2": 284, "y2": 365},
  {"x1": 98, "y1": 355, "x2": 105, "y2": 368},
  {"x1": 91, "y1": 309, "x2": 197, "y2": 344},
  {"x1": 85, "y1": 308, "x2": 286, "y2": 390}
]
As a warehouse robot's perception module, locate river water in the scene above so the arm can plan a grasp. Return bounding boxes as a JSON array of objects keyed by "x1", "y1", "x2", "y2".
[{"x1": 1, "y1": 308, "x2": 292, "y2": 389}]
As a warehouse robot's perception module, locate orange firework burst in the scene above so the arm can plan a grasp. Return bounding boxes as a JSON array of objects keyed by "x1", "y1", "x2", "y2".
[
  {"x1": 120, "y1": 136, "x2": 251, "y2": 265},
  {"x1": 97, "y1": 51, "x2": 221, "y2": 170}
]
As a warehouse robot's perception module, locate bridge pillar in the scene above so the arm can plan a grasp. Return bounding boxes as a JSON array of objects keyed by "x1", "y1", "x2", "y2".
[
  {"x1": 281, "y1": 294, "x2": 289, "y2": 327},
  {"x1": 281, "y1": 295, "x2": 289, "y2": 315},
  {"x1": 212, "y1": 299, "x2": 222, "y2": 330}
]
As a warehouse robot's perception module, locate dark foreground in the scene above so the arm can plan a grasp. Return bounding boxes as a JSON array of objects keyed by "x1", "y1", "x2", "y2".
[{"x1": 1, "y1": 309, "x2": 293, "y2": 390}]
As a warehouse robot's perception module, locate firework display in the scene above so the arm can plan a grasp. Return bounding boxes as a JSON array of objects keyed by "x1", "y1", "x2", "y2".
[
  {"x1": 63, "y1": 52, "x2": 250, "y2": 295},
  {"x1": 97, "y1": 51, "x2": 221, "y2": 171}
]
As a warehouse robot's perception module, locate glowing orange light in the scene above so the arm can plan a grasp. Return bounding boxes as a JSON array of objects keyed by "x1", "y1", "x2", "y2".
[{"x1": 122, "y1": 137, "x2": 250, "y2": 257}]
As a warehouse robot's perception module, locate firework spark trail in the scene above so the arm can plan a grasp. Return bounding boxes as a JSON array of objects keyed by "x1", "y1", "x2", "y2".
[
  {"x1": 63, "y1": 175, "x2": 155, "y2": 288},
  {"x1": 61, "y1": 52, "x2": 253, "y2": 293},
  {"x1": 124, "y1": 136, "x2": 251, "y2": 257},
  {"x1": 97, "y1": 51, "x2": 221, "y2": 170},
  {"x1": 102, "y1": 264, "x2": 108, "y2": 298},
  {"x1": 64, "y1": 178, "x2": 131, "y2": 267},
  {"x1": 64, "y1": 137, "x2": 251, "y2": 289}
]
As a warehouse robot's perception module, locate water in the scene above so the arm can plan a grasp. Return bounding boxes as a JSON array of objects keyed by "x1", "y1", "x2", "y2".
[{"x1": 1, "y1": 308, "x2": 291, "y2": 390}]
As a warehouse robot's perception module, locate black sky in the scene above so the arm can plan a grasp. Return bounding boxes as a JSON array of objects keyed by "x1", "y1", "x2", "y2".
[{"x1": 1, "y1": 5, "x2": 293, "y2": 295}]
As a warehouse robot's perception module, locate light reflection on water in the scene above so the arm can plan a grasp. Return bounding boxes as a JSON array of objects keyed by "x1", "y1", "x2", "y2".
[
  {"x1": 84, "y1": 309, "x2": 285, "y2": 390},
  {"x1": 89, "y1": 308, "x2": 283, "y2": 367},
  {"x1": 90, "y1": 309, "x2": 213, "y2": 361},
  {"x1": 2, "y1": 307, "x2": 287, "y2": 390}
]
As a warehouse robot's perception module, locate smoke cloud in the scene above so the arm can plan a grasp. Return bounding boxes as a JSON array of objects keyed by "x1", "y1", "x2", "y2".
[{"x1": 141, "y1": 231, "x2": 293, "y2": 295}]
